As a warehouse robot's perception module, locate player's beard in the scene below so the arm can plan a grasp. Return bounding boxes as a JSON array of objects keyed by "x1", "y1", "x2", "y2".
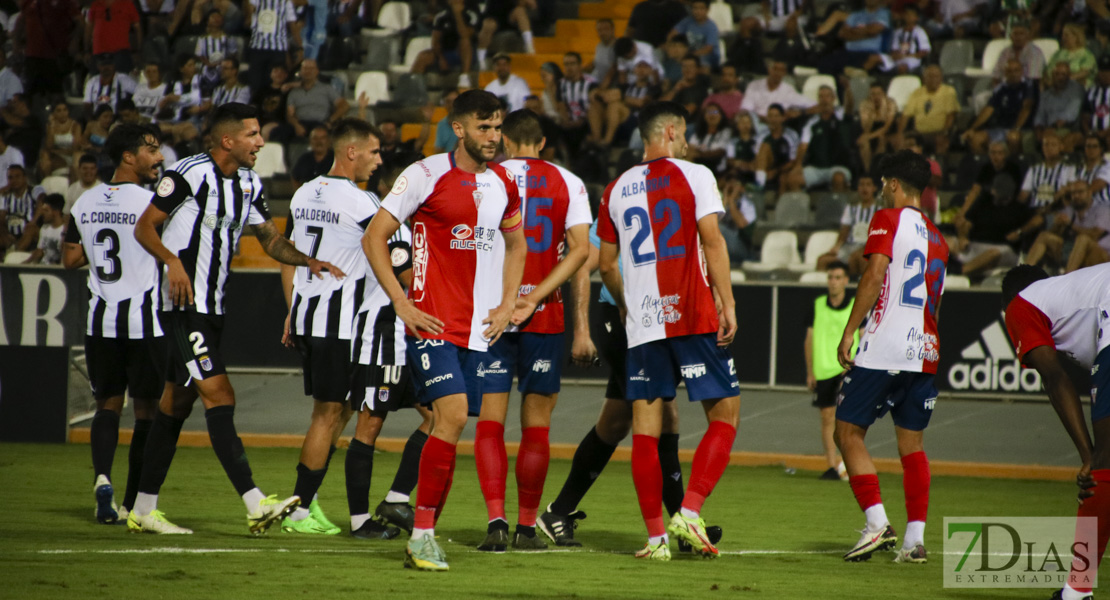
[
  {"x1": 673, "y1": 138, "x2": 688, "y2": 159},
  {"x1": 462, "y1": 134, "x2": 493, "y2": 165}
]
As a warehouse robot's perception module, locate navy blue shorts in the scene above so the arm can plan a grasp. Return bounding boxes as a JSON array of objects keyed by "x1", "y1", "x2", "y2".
[
  {"x1": 625, "y1": 333, "x2": 739, "y2": 402},
  {"x1": 482, "y1": 332, "x2": 564, "y2": 395},
  {"x1": 406, "y1": 337, "x2": 485, "y2": 416},
  {"x1": 835, "y1": 366, "x2": 937, "y2": 431},
  {"x1": 1091, "y1": 345, "x2": 1110, "y2": 422}
]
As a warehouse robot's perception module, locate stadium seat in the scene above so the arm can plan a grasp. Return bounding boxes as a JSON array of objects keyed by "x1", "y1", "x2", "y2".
[
  {"x1": 366, "y1": 1, "x2": 411, "y2": 37},
  {"x1": 945, "y1": 274, "x2": 972, "y2": 289},
  {"x1": 886, "y1": 75, "x2": 921, "y2": 111},
  {"x1": 253, "y1": 145, "x2": 286, "y2": 178},
  {"x1": 801, "y1": 74, "x2": 838, "y2": 106},
  {"x1": 798, "y1": 271, "x2": 828, "y2": 284},
  {"x1": 788, "y1": 230, "x2": 838, "y2": 273},
  {"x1": 729, "y1": 269, "x2": 746, "y2": 283},
  {"x1": 390, "y1": 36, "x2": 432, "y2": 75},
  {"x1": 354, "y1": 71, "x2": 390, "y2": 105},
  {"x1": 965, "y1": 39, "x2": 1008, "y2": 78},
  {"x1": 1032, "y1": 38, "x2": 1059, "y2": 61},
  {"x1": 708, "y1": 2, "x2": 733, "y2": 34},
  {"x1": 772, "y1": 192, "x2": 812, "y2": 228},
  {"x1": 3, "y1": 251, "x2": 31, "y2": 264},
  {"x1": 939, "y1": 39, "x2": 975, "y2": 76},
  {"x1": 812, "y1": 191, "x2": 847, "y2": 228},
  {"x1": 41, "y1": 176, "x2": 69, "y2": 197},
  {"x1": 744, "y1": 230, "x2": 801, "y2": 273}
]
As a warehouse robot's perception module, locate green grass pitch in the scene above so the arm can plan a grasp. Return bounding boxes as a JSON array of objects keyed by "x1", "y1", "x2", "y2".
[{"x1": 0, "y1": 442, "x2": 1083, "y2": 599}]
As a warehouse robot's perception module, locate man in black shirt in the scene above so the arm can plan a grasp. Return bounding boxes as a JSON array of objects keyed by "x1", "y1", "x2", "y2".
[
  {"x1": 628, "y1": 0, "x2": 688, "y2": 47},
  {"x1": 955, "y1": 172, "x2": 1036, "y2": 278},
  {"x1": 291, "y1": 126, "x2": 334, "y2": 187},
  {"x1": 956, "y1": 140, "x2": 1026, "y2": 220}
]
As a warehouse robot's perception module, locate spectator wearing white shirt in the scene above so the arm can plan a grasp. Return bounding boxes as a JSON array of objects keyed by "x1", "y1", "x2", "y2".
[
  {"x1": 588, "y1": 18, "x2": 617, "y2": 83},
  {"x1": 132, "y1": 63, "x2": 170, "y2": 123},
  {"x1": 483, "y1": 53, "x2": 532, "y2": 113},
  {"x1": 925, "y1": 0, "x2": 990, "y2": 38},
  {"x1": 739, "y1": 60, "x2": 815, "y2": 123},
  {"x1": 991, "y1": 21, "x2": 1045, "y2": 85},
  {"x1": 880, "y1": 7, "x2": 930, "y2": 74},
  {"x1": 606, "y1": 36, "x2": 662, "y2": 88},
  {"x1": 23, "y1": 194, "x2": 65, "y2": 265},
  {"x1": 65, "y1": 155, "x2": 102, "y2": 215},
  {"x1": 159, "y1": 55, "x2": 203, "y2": 147},
  {"x1": 0, "y1": 129, "x2": 24, "y2": 190},
  {"x1": 0, "y1": 51, "x2": 22, "y2": 108}
]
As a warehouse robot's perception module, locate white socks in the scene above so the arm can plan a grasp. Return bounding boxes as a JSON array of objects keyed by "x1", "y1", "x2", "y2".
[
  {"x1": 477, "y1": 49, "x2": 487, "y2": 65},
  {"x1": 289, "y1": 507, "x2": 310, "y2": 521},
  {"x1": 864, "y1": 504, "x2": 888, "y2": 531},
  {"x1": 385, "y1": 491, "x2": 409, "y2": 503},
  {"x1": 1062, "y1": 585, "x2": 1091, "y2": 600},
  {"x1": 242, "y1": 488, "x2": 265, "y2": 515},
  {"x1": 680, "y1": 507, "x2": 699, "y2": 520},
  {"x1": 133, "y1": 492, "x2": 158, "y2": 517},
  {"x1": 648, "y1": 534, "x2": 669, "y2": 546},
  {"x1": 351, "y1": 514, "x2": 371, "y2": 530},
  {"x1": 412, "y1": 527, "x2": 434, "y2": 539},
  {"x1": 903, "y1": 520, "x2": 925, "y2": 549}
]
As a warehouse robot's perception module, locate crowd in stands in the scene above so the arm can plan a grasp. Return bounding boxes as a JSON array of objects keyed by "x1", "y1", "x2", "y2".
[{"x1": 0, "y1": 0, "x2": 1109, "y2": 281}]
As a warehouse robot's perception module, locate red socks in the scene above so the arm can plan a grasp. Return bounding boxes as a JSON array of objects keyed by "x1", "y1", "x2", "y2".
[
  {"x1": 631, "y1": 434, "x2": 666, "y2": 537},
  {"x1": 900, "y1": 451, "x2": 930, "y2": 523},
  {"x1": 849, "y1": 474, "x2": 883, "y2": 512},
  {"x1": 1069, "y1": 469, "x2": 1110, "y2": 593},
  {"x1": 516, "y1": 426, "x2": 550, "y2": 527},
  {"x1": 414, "y1": 435, "x2": 456, "y2": 530},
  {"x1": 682, "y1": 421, "x2": 736, "y2": 514},
  {"x1": 474, "y1": 421, "x2": 507, "y2": 522}
]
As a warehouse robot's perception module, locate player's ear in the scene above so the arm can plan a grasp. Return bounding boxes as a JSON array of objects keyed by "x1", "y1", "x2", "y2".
[{"x1": 538, "y1": 137, "x2": 546, "y2": 152}]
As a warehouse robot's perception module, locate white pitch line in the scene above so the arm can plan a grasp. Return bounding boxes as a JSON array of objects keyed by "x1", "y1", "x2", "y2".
[{"x1": 30, "y1": 547, "x2": 1029, "y2": 558}]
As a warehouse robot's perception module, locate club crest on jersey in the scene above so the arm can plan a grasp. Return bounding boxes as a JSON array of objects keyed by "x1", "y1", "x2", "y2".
[
  {"x1": 156, "y1": 177, "x2": 174, "y2": 197},
  {"x1": 473, "y1": 190, "x2": 483, "y2": 208}
]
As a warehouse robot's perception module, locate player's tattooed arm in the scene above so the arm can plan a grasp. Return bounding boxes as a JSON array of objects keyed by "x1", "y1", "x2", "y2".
[{"x1": 253, "y1": 220, "x2": 346, "y2": 279}]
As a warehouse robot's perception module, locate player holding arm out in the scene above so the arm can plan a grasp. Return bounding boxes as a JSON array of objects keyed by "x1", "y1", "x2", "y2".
[
  {"x1": 835, "y1": 150, "x2": 948, "y2": 564},
  {"x1": 472, "y1": 109, "x2": 591, "y2": 552},
  {"x1": 1001, "y1": 264, "x2": 1110, "y2": 600},
  {"x1": 597, "y1": 101, "x2": 740, "y2": 561},
  {"x1": 363, "y1": 90, "x2": 525, "y2": 571}
]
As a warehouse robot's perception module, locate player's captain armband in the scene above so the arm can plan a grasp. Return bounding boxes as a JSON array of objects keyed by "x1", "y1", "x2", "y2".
[
  {"x1": 500, "y1": 210, "x2": 522, "y2": 232},
  {"x1": 151, "y1": 170, "x2": 192, "y2": 214}
]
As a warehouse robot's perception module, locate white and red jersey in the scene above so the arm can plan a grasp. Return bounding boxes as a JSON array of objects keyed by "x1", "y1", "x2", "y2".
[
  {"x1": 854, "y1": 207, "x2": 949, "y2": 374},
  {"x1": 380, "y1": 152, "x2": 522, "y2": 351},
  {"x1": 499, "y1": 157, "x2": 592, "y2": 334},
  {"x1": 1005, "y1": 264, "x2": 1110, "y2": 369},
  {"x1": 597, "y1": 157, "x2": 723, "y2": 348}
]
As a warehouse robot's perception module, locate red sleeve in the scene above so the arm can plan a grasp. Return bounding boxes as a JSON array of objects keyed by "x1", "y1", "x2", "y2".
[
  {"x1": 124, "y1": 0, "x2": 139, "y2": 23},
  {"x1": 1004, "y1": 295, "x2": 1055, "y2": 364},
  {"x1": 863, "y1": 208, "x2": 897, "y2": 259},
  {"x1": 499, "y1": 167, "x2": 522, "y2": 233},
  {"x1": 596, "y1": 181, "x2": 618, "y2": 243}
]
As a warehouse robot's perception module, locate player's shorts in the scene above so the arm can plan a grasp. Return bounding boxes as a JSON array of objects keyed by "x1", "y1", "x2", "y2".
[
  {"x1": 813, "y1": 373, "x2": 844, "y2": 408},
  {"x1": 406, "y1": 337, "x2": 485, "y2": 416},
  {"x1": 164, "y1": 311, "x2": 226, "y2": 385},
  {"x1": 348, "y1": 362, "x2": 418, "y2": 413},
  {"x1": 294, "y1": 335, "x2": 353, "y2": 404},
  {"x1": 85, "y1": 335, "x2": 168, "y2": 401},
  {"x1": 598, "y1": 303, "x2": 628, "y2": 400},
  {"x1": 482, "y1": 332, "x2": 564, "y2": 395},
  {"x1": 835, "y1": 366, "x2": 937, "y2": 431},
  {"x1": 625, "y1": 333, "x2": 740, "y2": 402}
]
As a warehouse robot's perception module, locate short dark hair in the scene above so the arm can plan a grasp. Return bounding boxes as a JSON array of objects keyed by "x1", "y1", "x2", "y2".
[
  {"x1": 1087, "y1": 134, "x2": 1105, "y2": 151},
  {"x1": 331, "y1": 117, "x2": 381, "y2": 149},
  {"x1": 564, "y1": 51, "x2": 582, "y2": 64},
  {"x1": 7, "y1": 163, "x2": 24, "y2": 174},
  {"x1": 207, "y1": 102, "x2": 259, "y2": 136},
  {"x1": 450, "y1": 89, "x2": 503, "y2": 122},
  {"x1": 681, "y1": 54, "x2": 700, "y2": 66},
  {"x1": 117, "y1": 98, "x2": 137, "y2": 112},
  {"x1": 106, "y1": 123, "x2": 162, "y2": 165},
  {"x1": 876, "y1": 150, "x2": 932, "y2": 196},
  {"x1": 903, "y1": 131, "x2": 923, "y2": 148},
  {"x1": 222, "y1": 56, "x2": 240, "y2": 71},
  {"x1": 826, "y1": 260, "x2": 850, "y2": 275},
  {"x1": 614, "y1": 37, "x2": 635, "y2": 57},
  {"x1": 176, "y1": 54, "x2": 198, "y2": 72},
  {"x1": 1001, "y1": 265, "x2": 1049, "y2": 310},
  {"x1": 720, "y1": 62, "x2": 737, "y2": 73},
  {"x1": 690, "y1": 0, "x2": 708, "y2": 6},
  {"x1": 79, "y1": 153, "x2": 98, "y2": 166},
  {"x1": 670, "y1": 34, "x2": 689, "y2": 46},
  {"x1": 43, "y1": 193, "x2": 64, "y2": 212},
  {"x1": 93, "y1": 105, "x2": 114, "y2": 120},
  {"x1": 379, "y1": 118, "x2": 401, "y2": 129},
  {"x1": 597, "y1": 17, "x2": 614, "y2": 27},
  {"x1": 638, "y1": 101, "x2": 688, "y2": 142},
  {"x1": 501, "y1": 109, "x2": 544, "y2": 146},
  {"x1": 767, "y1": 103, "x2": 785, "y2": 115}
]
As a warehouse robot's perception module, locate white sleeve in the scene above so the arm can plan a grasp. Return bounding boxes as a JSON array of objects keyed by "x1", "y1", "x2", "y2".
[
  {"x1": 1063, "y1": 165, "x2": 1077, "y2": 186},
  {"x1": 120, "y1": 75, "x2": 137, "y2": 95},
  {"x1": 1020, "y1": 169, "x2": 1034, "y2": 193},
  {"x1": 839, "y1": 204, "x2": 853, "y2": 226},
  {"x1": 688, "y1": 163, "x2": 724, "y2": 221},
  {"x1": 800, "y1": 118, "x2": 815, "y2": 145},
  {"x1": 561, "y1": 170, "x2": 593, "y2": 228},
  {"x1": 916, "y1": 28, "x2": 931, "y2": 53},
  {"x1": 380, "y1": 161, "x2": 432, "y2": 223},
  {"x1": 284, "y1": 0, "x2": 297, "y2": 21},
  {"x1": 739, "y1": 197, "x2": 757, "y2": 223},
  {"x1": 84, "y1": 78, "x2": 96, "y2": 104},
  {"x1": 1098, "y1": 162, "x2": 1110, "y2": 185}
]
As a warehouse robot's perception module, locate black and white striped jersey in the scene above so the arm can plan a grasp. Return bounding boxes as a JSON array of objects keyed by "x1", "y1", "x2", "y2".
[
  {"x1": 248, "y1": 0, "x2": 297, "y2": 51},
  {"x1": 65, "y1": 182, "x2": 163, "y2": 339},
  {"x1": 1076, "y1": 160, "x2": 1110, "y2": 205},
  {"x1": 1021, "y1": 161, "x2": 1075, "y2": 208},
  {"x1": 2, "y1": 185, "x2": 44, "y2": 237},
  {"x1": 83, "y1": 74, "x2": 136, "y2": 112},
  {"x1": 767, "y1": 0, "x2": 804, "y2": 18},
  {"x1": 351, "y1": 222, "x2": 413, "y2": 367},
  {"x1": 839, "y1": 201, "x2": 879, "y2": 245},
  {"x1": 557, "y1": 76, "x2": 597, "y2": 122},
  {"x1": 890, "y1": 26, "x2": 930, "y2": 56},
  {"x1": 1086, "y1": 85, "x2": 1110, "y2": 132},
  {"x1": 211, "y1": 83, "x2": 252, "y2": 107},
  {"x1": 286, "y1": 176, "x2": 376, "y2": 340},
  {"x1": 152, "y1": 153, "x2": 271, "y2": 315}
]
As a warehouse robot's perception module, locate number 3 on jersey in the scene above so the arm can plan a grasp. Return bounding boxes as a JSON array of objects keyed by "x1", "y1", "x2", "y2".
[{"x1": 622, "y1": 199, "x2": 686, "y2": 266}]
